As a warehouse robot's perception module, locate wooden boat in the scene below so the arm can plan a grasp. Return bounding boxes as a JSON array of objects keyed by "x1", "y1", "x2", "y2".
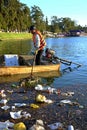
[{"x1": 0, "y1": 55, "x2": 60, "y2": 76}]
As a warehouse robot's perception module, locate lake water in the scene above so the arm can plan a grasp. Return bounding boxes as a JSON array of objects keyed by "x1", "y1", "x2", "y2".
[
  {"x1": 45, "y1": 36, "x2": 87, "y2": 87},
  {"x1": 0, "y1": 36, "x2": 87, "y2": 87}
]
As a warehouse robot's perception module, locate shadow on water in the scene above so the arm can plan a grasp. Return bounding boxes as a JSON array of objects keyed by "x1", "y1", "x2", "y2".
[
  {"x1": 37, "y1": 65, "x2": 82, "y2": 86},
  {"x1": 61, "y1": 65, "x2": 81, "y2": 75}
]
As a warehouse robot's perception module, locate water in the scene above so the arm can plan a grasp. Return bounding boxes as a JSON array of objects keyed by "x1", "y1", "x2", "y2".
[
  {"x1": 45, "y1": 37, "x2": 87, "y2": 87},
  {"x1": 0, "y1": 37, "x2": 87, "y2": 87},
  {"x1": 0, "y1": 39, "x2": 32, "y2": 54}
]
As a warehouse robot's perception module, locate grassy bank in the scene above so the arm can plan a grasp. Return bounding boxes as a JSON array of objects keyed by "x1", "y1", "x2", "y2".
[{"x1": 0, "y1": 32, "x2": 32, "y2": 41}]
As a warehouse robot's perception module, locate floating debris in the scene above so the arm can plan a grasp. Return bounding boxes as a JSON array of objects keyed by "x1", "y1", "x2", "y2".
[
  {"x1": 0, "y1": 120, "x2": 14, "y2": 130},
  {"x1": 14, "y1": 103, "x2": 27, "y2": 107},
  {"x1": 35, "y1": 84, "x2": 56, "y2": 94},
  {"x1": 10, "y1": 110, "x2": 22, "y2": 119},
  {"x1": 48, "y1": 122, "x2": 63, "y2": 130},
  {"x1": 67, "y1": 91, "x2": 74, "y2": 96},
  {"x1": 30, "y1": 103, "x2": 40, "y2": 109},
  {"x1": 45, "y1": 99, "x2": 53, "y2": 104},
  {"x1": 1, "y1": 105, "x2": 10, "y2": 110},
  {"x1": 29, "y1": 119, "x2": 45, "y2": 130},
  {"x1": 61, "y1": 91, "x2": 74, "y2": 97},
  {"x1": 68, "y1": 125, "x2": 74, "y2": 130},
  {"x1": 60, "y1": 100, "x2": 72, "y2": 104},
  {"x1": 11, "y1": 84, "x2": 17, "y2": 88},
  {"x1": 35, "y1": 94, "x2": 53, "y2": 104},
  {"x1": 11, "y1": 106, "x2": 16, "y2": 110},
  {"x1": 35, "y1": 84, "x2": 43, "y2": 90},
  {"x1": 0, "y1": 99, "x2": 8, "y2": 105},
  {"x1": 20, "y1": 77, "x2": 41, "y2": 87},
  {"x1": 21, "y1": 111, "x2": 31, "y2": 119},
  {"x1": 7, "y1": 89, "x2": 13, "y2": 94},
  {"x1": 35, "y1": 94, "x2": 46, "y2": 103},
  {"x1": 14, "y1": 122, "x2": 26, "y2": 130},
  {"x1": 0, "y1": 89, "x2": 6, "y2": 98},
  {"x1": 10, "y1": 110, "x2": 31, "y2": 119},
  {"x1": 79, "y1": 105, "x2": 84, "y2": 109}
]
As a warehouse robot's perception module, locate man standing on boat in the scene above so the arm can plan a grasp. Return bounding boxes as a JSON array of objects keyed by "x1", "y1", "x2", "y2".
[{"x1": 29, "y1": 25, "x2": 46, "y2": 65}]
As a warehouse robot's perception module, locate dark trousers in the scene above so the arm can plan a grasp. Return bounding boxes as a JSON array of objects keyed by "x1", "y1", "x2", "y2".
[{"x1": 35, "y1": 50, "x2": 43, "y2": 65}]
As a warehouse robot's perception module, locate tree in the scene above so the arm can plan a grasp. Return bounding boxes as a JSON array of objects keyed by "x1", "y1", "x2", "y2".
[
  {"x1": 51, "y1": 16, "x2": 60, "y2": 33},
  {"x1": 0, "y1": 0, "x2": 31, "y2": 32},
  {"x1": 30, "y1": 5, "x2": 46, "y2": 31},
  {"x1": 45, "y1": 16, "x2": 49, "y2": 31}
]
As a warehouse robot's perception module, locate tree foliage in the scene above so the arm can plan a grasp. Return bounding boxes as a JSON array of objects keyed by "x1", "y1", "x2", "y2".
[
  {"x1": 0, "y1": 0, "x2": 31, "y2": 32},
  {"x1": 30, "y1": 5, "x2": 46, "y2": 31},
  {"x1": 0, "y1": 0, "x2": 86, "y2": 33}
]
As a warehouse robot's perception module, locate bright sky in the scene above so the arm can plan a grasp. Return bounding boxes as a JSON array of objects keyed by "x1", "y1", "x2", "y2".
[{"x1": 20, "y1": 0, "x2": 87, "y2": 26}]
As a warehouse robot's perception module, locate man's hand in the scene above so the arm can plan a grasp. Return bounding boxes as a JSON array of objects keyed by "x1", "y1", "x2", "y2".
[{"x1": 35, "y1": 50, "x2": 38, "y2": 55}]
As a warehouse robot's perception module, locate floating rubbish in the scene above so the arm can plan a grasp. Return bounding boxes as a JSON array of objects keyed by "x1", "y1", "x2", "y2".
[
  {"x1": 35, "y1": 84, "x2": 43, "y2": 90},
  {"x1": 60, "y1": 100, "x2": 72, "y2": 104},
  {"x1": 48, "y1": 122, "x2": 63, "y2": 130},
  {"x1": 0, "y1": 89, "x2": 5, "y2": 94},
  {"x1": 44, "y1": 99, "x2": 53, "y2": 104},
  {"x1": 35, "y1": 94, "x2": 53, "y2": 104},
  {"x1": 10, "y1": 110, "x2": 22, "y2": 119},
  {"x1": 1, "y1": 105, "x2": 10, "y2": 110},
  {"x1": 11, "y1": 84, "x2": 17, "y2": 88},
  {"x1": 67, "y1": 91, "x2": 74, "y2": 96},
  {"x1": 11, "y1": 106, "x2": 16, "y2": 110},
  {"x1": 14, "y1": 122, "x2": 26, "y2": 130},
  {"x1": 7, "y1": 89, "x2": 13, "y2": 94},
  {"x1": 36, "y1": 119, "x2": 44, "y2": 126},
  {"x1": 0, "y1": 89, "x2": 6, "y2": 98},
  {"x1": 61, "y1": 91, "x2": 74, "y2": 97},
  {"x1": 0, "y1": 99, "x2": 8, "y2": 104},
  {"x1": 35, "y1": 94, "x2": 46, "y2": 103},
  {"x1": 35, "y1": 84, "x2": 56, "y2": 93},
  {"x1": 61, "y1": 92, "x2": 68, "y2": 96},
  {"x1": 0, "y1": 120, "x2": 14, "y2": 130},
  {"x1": 29, "y1": 119, "x2": 45, "y2": 130},
  {"x1": 10, "y1": 110, "x2": 31, "y2": 119},
  {"x1": 20, "y1": 77, "x2": 41, "y2": 87},
  {"x1": 14, "y1": 103, "x2": 27, "y2": 107},
  {"x1": 21, "y1": 111, "x2": 31, "y2": 119},
  {"x1": 79, "y1": 105, "x2": 84, "y2": 109},
  {"x1": 30, "y1": 103, "x2": 40, "y2": 109},
  {"x1": 68, "y1": 125, "x2": 74, "y2": 130}
]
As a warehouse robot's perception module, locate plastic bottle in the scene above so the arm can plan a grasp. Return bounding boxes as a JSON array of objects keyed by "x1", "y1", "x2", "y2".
[{"x1": 68, "y1": 125, "x2": 74, "y2": 130}]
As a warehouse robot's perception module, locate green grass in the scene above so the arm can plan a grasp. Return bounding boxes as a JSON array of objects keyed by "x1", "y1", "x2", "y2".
[{"x1": 0, "y1": 32, "x2": 32, "y2": 40}]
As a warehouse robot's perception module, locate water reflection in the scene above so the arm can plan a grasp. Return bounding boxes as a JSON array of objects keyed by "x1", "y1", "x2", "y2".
[
  {"x1": 0, "y1": 40, "x2": 32, "y2": 55},
  {"x1": 0, "y1": 71, "x2": 62, "y2": 83}
]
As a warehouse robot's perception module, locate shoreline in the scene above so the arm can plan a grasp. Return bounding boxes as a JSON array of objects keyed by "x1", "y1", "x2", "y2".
[
  {"x1": 1, "y1": 32, "x2": 87, "y2": 41},
  {"x1": 0, "y1": 32, "x2": 32, "y2": 41}
]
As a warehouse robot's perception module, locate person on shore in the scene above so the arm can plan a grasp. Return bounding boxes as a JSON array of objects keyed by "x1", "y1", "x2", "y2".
[{"x1": 29, "y1": 25, "x2": 46, "y2": 65}]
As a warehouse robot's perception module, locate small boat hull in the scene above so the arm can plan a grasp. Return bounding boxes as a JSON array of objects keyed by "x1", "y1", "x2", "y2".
[{"x1": 0, "y1": 64, "x2": 60, "y2": 76}]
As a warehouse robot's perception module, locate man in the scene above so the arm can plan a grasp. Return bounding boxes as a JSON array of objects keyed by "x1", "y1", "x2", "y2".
[{"x1": 29, "y1": 25, "x2": 46, "y2": 65}]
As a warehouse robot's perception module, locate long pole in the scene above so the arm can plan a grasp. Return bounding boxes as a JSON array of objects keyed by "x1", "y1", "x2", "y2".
[
  {"x1": 53, "y1": 56, "x2": 82, "y2": 66},
  {"x1": 30, "y1": 53, "x2": 36, "y2": 78}
]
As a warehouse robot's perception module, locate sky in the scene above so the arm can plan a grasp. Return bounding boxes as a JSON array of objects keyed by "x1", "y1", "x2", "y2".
[{"x1": 20, "y1": 0, "x2": 87, "y2": 26}]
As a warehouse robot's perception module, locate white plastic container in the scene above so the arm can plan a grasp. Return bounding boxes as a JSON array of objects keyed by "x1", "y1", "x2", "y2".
[{"x1": 68, "y1": 125, "x2": 74, "y2": 130}]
